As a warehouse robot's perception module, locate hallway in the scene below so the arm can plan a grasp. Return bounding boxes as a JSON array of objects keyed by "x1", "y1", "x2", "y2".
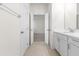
[{"x1": 24, "y1": 42, "x2": 60, "y2": 56}]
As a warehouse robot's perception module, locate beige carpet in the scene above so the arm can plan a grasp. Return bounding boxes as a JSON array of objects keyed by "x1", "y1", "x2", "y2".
[{"x1": 24, "y1": 42, "x2": 60, "y2": 56}]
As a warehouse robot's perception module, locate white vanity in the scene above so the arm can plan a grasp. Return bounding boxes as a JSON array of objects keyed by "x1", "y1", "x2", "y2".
[
  {"x1": 53, "y1": 30, "x2": 79, "y2": 56},
  {"x1": 53, "y1": 3, "x2": 79, "y2": 56}
]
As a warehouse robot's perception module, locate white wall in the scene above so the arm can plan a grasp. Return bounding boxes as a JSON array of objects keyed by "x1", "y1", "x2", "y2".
[
  {"x1": 30, "y1": 3, "x2": 49, "y2": 14},
  {"x1": 52, "y1": 3, "x2": 64, "y2": 30},
  {"x1": 0, "y1": 3, "x2": 20, "y2": 56},
  {"x1": 51, "y1": 3, "x2": 65, "y2": 49},
  {"x1": 77, "y1": 3, "x2": 79, "y2": 29},
  {"x1": 77, "y1": 3, "x2": 79, "y2": 14},
  {"x1": 34, "y1": 15, "x2": 45, "y2": 33}
]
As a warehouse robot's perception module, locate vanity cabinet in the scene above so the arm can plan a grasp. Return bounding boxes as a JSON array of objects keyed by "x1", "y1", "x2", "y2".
[
  {"x1": 54, "y1": 33, "x2": 60, "y2": 52},
  {"x1": 59, "y1": 35, "x2": 68, "y2": 56},
  {"x1": 68, "y1": 37, "x2": 79, "y2": 56},
  {"x1": 54, "y1": 32, "x2": 68, "y2": 56},
  {"x1": 54, "y1": 31, "x2": 79, "y2": 56}
]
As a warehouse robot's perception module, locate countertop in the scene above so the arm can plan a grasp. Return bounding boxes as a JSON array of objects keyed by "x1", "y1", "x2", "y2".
[{"x1": 53, "y1": 29, "x2": 79, "y2": 38}]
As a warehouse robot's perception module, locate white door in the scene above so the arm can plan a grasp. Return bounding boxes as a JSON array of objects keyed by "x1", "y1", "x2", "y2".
[
  {"x1": 20, "y1": 27, "x2": 29, "y2": 55},
  {"x1": 30, "y1": 14, "x2": 34, "y2": 44},
  {"x1": 45, "y1": 13, "x2": 49, "y2": 44},
  {"x1": 20, "y1": 4, "x2": 29, "y2": 55}
]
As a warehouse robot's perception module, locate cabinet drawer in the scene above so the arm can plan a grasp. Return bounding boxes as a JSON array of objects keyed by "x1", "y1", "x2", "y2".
[
  {"x1": 69, "y1": 37, "x2": 79, "y2": 47},
  {"x1": 68, "y1": 37, "x2": 79, "y2": 56},
  {"x1": 68, "y1": 43, "x2": 79, "y2": 56},
  {"x1": 71, "y1": 37, "x2": 79, "y2": 42}
]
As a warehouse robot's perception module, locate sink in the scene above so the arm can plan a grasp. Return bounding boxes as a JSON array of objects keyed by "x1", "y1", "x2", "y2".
[
  {"x1": 64, "y1": 29, "x2": 75, "y2": 33},
  {"x1": 64, "y1": 31, "x2": 74, "y2": 33}
]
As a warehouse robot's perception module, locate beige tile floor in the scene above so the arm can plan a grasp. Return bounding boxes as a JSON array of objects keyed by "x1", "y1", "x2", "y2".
[{"x1": 24, "y1": 42, "x2": 60, "y2": 56}]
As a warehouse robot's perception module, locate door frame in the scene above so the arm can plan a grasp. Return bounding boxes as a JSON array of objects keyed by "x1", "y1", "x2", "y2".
[
  {"x1": 45, "y1": 13, "x2": 49, "y2": 45},
  {"x1": 29, "y1": 13, "x2": 50, "y2": 45},
  {"x1": 33, "y1": 14, "x2": 45, "y2": 42}
]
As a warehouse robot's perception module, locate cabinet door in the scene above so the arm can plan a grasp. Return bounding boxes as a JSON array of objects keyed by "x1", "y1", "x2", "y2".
[
  {"x1": 68, "y1": 43, "x2": 79, "y2": 56},
  {"x1": 54, "y1": 33, "x2": 68, "y2": 56},
  {"x1": 59, "y1": 37, "x2": 68, "y2": 56},
  {"x1": 68, "y1": 38, "x2": 79, "y2": 56},
  {"x1": 54, "y1": 33, "x2": 60, "y2": 52}
]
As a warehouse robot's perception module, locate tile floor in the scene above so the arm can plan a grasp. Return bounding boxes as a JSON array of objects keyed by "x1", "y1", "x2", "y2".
[{"x1": 24, "y1": 42, "x2": 60, "y2": 56}]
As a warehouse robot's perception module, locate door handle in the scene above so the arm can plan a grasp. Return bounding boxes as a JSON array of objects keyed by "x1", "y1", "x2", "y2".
[{"x1": 20, "y1": 31, "x2": 24, "y2": 34}]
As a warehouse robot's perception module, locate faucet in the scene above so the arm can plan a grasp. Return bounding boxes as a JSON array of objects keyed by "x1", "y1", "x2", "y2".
[{"x1": 68, "y1": 27, "x2": 74, "y2": 32}]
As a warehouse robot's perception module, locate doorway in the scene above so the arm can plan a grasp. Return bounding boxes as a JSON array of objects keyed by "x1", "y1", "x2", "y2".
[
  {"x1": 34, "y1": 15, "x2": 45, "y2": 42},
  {"x1": 29, "y1": 13, "x2": 49, "y2": 45}
]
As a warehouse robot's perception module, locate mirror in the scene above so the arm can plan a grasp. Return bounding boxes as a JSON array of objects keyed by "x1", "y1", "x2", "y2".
[{"x1": 64, "y1": 3, "x2": 77, "y2": 31}]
